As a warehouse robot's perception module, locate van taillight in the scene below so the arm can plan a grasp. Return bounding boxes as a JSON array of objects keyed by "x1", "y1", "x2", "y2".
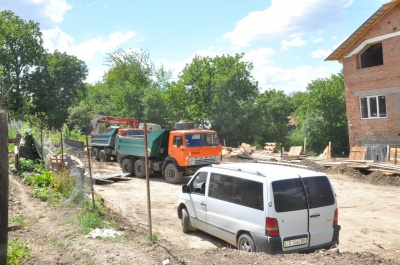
[
  {"x1": 266, "y1": 217, "x2": 279, "y2": 237},
  {"x1": 333, "y1": 208, "x2": 338, "y2": 226}
]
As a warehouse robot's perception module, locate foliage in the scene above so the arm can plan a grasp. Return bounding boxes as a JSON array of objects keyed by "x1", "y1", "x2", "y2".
[
  {"x1": 7, "y1": 238, "x2": 30, "y2": 264},
  {"x1": 0, "y1": 10, "x2": 44, "y2": 118},
  {"x1": 12, "y1": 158, "x2": 45, "y2": 175},
  {"x1": 168, "y1": 53, "x2": 259, "y2": 146},
  {"x1": 50, "y1": 170, "x2": 76, "y2": 197},
  {"x1": 24, "y1": 171, "x2": 51, "y2": 187},
  {"x1": 30, "y1": 187, "x2": 49, "y2": 202},
  {"x1": 78, "y1": 199, "x2": 108, "y2": 234},
  {"x1": 292, "y1": 72, "x2": 348, "y2": 155},
  {"x1": 254, "y1": 89, "x2": 294, "y2": 147},
  {"x1": 26, "y1": 50, "x2": 88, "y2": 129}
]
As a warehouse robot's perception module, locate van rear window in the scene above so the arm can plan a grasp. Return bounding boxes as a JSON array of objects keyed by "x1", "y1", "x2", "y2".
[
  {"x1": 303, "y1": 176, "x2": 335, "y2": 208},
  {"x1": 272, "y1": 179, "x2": 307, "y2": 212},
  {"x1": 208, "y1": 173, "x2": 264, "y2": 210},
  {"x1": 272, "y1": 176, "x2": 335, "y2": 212}
]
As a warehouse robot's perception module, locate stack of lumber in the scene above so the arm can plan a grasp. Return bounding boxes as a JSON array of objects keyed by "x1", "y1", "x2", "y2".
[
  {"x1": 223, "y1": 143, "x2": 256, "y2": 157},
  {"x1": 264, "y1": 143, "x2": 276, "y2": 153},
  {"x1": 389, "y1": 146, "x2": 400, "y2": 165}
]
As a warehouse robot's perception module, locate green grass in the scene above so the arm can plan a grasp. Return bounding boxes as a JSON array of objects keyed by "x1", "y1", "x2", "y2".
[{"x1": 9, "y1": 216, "x2": 24, "y2": 225}]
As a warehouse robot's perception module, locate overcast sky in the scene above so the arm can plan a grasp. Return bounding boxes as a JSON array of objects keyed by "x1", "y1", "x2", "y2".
[{"x1": 0, "y1": 0, "x2": 388, "y2": 94}]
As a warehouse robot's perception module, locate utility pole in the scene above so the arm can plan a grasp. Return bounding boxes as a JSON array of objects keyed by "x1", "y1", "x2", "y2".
[{"x1": 0, "y1": 112, "x2": 9, "y2": 265}]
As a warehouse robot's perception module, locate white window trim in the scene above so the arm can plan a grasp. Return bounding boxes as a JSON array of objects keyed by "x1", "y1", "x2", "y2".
[{"x1": 359, "y1": 95, "x2": 387, "y2": 119}]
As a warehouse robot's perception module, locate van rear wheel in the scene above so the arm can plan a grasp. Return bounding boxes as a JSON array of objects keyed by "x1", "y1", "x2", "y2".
[{"x1": 238, "y1": 234, "x2": 256, "y2": 252}]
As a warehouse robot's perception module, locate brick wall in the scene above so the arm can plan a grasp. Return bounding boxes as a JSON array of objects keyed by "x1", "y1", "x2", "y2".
[{"x1": 343, "y1": 5, "x2": 400, "y2": 148}]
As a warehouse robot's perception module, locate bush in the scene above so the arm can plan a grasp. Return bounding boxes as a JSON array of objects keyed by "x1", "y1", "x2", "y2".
[
  {"x1": 30, "y1": 187, "x2": 49, "y2": 202},
  {"x1": 8, "y1": 238, "x2": 30, "y2": 264},
  {"x1": 24, "y1": 171, "x2": 51, "y2": 187},
  {"x1": 50, "y1": 170, "x2": 76, "y2": 196}
]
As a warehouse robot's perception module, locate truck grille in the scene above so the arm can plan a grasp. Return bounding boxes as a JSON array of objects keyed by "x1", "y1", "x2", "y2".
[{"x1": 189, "y1": 156, "x2": 220, "y2": 165}]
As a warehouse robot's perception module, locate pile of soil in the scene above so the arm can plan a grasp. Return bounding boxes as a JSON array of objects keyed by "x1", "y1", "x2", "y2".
[
  {"x1": 326, "y1": 163, "x2": 364, "y2": 180},
  {"x1": 299, "y1": 159, "x2": 327, "y2": 172},
  {"x1": 326, "y1": 163, "x2": 400, "y2": 187}
]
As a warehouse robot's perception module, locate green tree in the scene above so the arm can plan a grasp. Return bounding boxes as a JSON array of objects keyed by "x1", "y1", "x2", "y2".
[
  {"x1": 0, "y1": 10, "x2": 44, "y2": 117},
  {"x1": 169, "y1": 54, "x2": 259, "y2": 146},
  {"x1": 254, "y1": 89, "x2": 293, "y2": 147},
  {"x1": 292, "y1": 72, "x2": 348, "y2": 155},
  {"x1": 104, "y1": 48, "x2": 153, "y2": 121},
  {"x1": 27, "y1": 50, "x2": 88, "y2": 128}
]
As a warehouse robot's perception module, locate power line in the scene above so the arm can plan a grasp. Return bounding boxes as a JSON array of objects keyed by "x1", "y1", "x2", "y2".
[{"x1": 305, "y1": 1, "x2": 379, "y2": 10}]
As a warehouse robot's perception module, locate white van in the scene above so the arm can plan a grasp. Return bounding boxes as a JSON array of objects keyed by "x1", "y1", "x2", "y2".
[{"x1": 177, "y1": 162, "x2": 340, "y2": 253}]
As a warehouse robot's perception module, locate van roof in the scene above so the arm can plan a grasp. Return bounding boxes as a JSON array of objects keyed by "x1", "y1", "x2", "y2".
[{"x1": 208, "y1": 162, "x2": 325, "y2": 181}]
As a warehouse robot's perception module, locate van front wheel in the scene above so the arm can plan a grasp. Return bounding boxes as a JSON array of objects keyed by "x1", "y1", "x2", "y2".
[
  {"x1": 181, "y1": 208, "x2": 191, "y2": 233},
  {"x1": 238, "y1": 234, "x2": 256, "y2": 252}
]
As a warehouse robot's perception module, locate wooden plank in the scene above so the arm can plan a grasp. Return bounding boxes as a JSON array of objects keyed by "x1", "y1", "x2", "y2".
[
  {"x1": 349, "y1": 146, "x2": 367, "y2": 160},
  {"x1": 288, "y1": 146, "x2": 302, "y2": 156}
]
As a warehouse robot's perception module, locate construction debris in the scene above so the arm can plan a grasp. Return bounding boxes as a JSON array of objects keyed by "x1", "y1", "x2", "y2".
[{"x1": 223, "y1": 143, "x2": 256, "y2": 157}]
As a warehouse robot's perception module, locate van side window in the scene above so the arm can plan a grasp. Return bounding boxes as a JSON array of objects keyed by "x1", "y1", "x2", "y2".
[
  {"x1": 272, "y1": 179, "x2": 307, "y2": 212},
  {"x1": 191, "y1": 171, "x2": 208, "y2": 195},
  {"x1": 208, "y1": 173, "x2": 263, "y2": 210},
  {"x1": 303, "y1": 176, "x2": 335, "y2": 208}
]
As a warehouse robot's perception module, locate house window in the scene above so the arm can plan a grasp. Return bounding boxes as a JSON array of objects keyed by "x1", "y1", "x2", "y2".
[
  {"x1": 360, "y1": 43, "x2": 383, "y2": 69},
  {"x1": 360, "y1": 95, "x2": 386, "y2": 119}
]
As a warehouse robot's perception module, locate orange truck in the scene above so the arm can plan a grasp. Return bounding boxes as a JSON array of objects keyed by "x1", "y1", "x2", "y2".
[{"x1": 115, "y1": 127, "x2": 222, "y2": 183}]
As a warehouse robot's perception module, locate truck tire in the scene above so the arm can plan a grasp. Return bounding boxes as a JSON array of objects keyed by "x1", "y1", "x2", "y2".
[
  {"x1": 164, "y1": 163, "x2": 183, "y2": 184},
  {"x1": 91, "y1": 147, "x2": 100, "y2": 161},
  {"x1": 121, "y1": 158, "x2": 134, "y2": 176},
  {"x1": 99, "y1": 150, "x2": 107, "y2": 162},
  {"x1": 134, "y1": 159, "x2": 147, "y2": 178}
]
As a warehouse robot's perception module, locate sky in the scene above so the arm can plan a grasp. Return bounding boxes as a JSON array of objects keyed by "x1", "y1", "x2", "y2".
[{"x1": 0, "y1": 0, "x2": 389, "y2": 94}]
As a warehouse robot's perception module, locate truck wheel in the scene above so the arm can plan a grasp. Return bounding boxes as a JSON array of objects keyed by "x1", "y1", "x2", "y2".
[
  {"x1": 121, "y1": 158, "x2": 134, "y2": 175},
  {"x1": 134, "y1": 159, "x2": 147, "y2": 178},
  {"x1": 91, "y1": 147, "x2": 100, "y2": 161},
  {"x1": 164, "y1": 163, "x2": 183, "y2": 184},
  {"x1": 99, "y1": 150, "x2": 107, "y2": 162},
  {"x1": 238, "y1": 234, "x2": 256, "y2": 252},
  {"x1": 181, "y1": 208, "x2": 191, "y2": 233}
]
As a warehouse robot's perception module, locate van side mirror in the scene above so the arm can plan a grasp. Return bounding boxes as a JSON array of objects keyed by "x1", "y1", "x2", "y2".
[{"x1": 182, "y1": 184, "x2": 190, "y2": 193}]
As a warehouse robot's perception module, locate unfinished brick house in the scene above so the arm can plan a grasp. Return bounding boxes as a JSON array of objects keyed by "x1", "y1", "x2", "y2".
[{"x1": 326, "y1": 0, "x2": 400, "y2": 162}]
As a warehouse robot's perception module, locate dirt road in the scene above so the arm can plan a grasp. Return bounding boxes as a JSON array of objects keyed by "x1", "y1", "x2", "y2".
[{"x1": 92, "y1": 160, "x2": 400, "y2": 263}]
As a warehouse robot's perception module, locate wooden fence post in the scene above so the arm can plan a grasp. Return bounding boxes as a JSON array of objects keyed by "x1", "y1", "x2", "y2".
[{"x1": 0, "y1": 112, "x2": 9, "y2": 265}]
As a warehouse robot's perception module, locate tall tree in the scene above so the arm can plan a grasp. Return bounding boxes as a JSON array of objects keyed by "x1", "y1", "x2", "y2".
[
  {"x1": 168, "y1": 54, "x2": 259, "y2": 146},
  {"x1": 293, "y1": 72, "x2": 348, "y2": 155},
  {"x1": 27, "y1": 50, "x2": 88, "y2": 128},
  {"x1": 0, "y1": 10, "x2": 44, "y2": 116},
  {"x1": 255, "y1": 89, "x2": 294, "y2": 146},
  {"x1": 104, "y1": 48, "x2": 153, "y2": 121}
]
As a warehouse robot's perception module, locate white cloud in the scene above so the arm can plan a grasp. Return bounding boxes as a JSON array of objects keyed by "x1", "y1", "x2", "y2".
[
  {"x1": 311, "y1": 49, "x2": 332, "y2": 59},
  {"x1": 281, "y1": 37, "x2": 307, "y2": 51},
  {"x1": 41, "y1": 0, "x2": 72, "y2": 23},
  {"x1": 312, "y1": 37, "x2": 324, "y2": 43},
  {"x1": 222, "y1": 0, "x2": 353, "y2": 48},
  {"x1": 255, "y1": 65, "x2": 333, "y2": 94}
]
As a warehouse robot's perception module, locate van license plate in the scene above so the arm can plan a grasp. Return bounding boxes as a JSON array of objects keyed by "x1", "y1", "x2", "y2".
[{"x1": 283, "y1": 238, "x2": 307, "y2": 248}]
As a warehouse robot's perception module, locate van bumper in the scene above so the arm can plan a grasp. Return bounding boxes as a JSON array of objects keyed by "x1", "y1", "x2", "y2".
[{"x1": 251, "y1": 225, "x2": 341, "y2": 254}]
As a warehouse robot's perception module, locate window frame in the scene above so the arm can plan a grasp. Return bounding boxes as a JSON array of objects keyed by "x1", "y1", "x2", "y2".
[{"x1": 359, "y1": 95, "x2": 387, "y2": 119}]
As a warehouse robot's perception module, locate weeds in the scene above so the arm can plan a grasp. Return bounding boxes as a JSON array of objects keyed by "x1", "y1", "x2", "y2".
[{"x1": 7, "y1": 238, "x2": 30, "y2": 264}]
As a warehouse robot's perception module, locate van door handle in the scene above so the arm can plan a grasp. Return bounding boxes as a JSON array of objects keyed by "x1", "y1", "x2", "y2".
[
  {"x1": 310, "y1": 213, "x2": 320, "y2": 218},
  {"x1": 201, "y1": 202, "x2": 206, "y2": 207}
]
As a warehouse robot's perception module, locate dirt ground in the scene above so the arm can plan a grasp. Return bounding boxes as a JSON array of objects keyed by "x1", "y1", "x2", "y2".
[{"x1": 7, "y1": 157, "x2": 400, "y2": 265}]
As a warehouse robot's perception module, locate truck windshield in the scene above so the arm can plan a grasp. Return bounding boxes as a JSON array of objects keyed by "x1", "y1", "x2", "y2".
[{"x1": 185, "y1": 133, "x2": 219, "y2": 147}]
